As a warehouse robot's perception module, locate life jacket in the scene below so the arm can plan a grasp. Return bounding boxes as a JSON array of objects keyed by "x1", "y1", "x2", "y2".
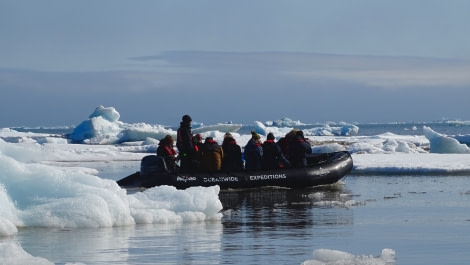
[{"x1": 164, "y1": 146, "x2": 177, "y2": 157}]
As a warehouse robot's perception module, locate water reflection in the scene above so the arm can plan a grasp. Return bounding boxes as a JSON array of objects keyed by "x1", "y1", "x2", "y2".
[
  {"x1": 16, "y1": 226, "x2": 133, "y2": 264},
  {"x1": 11, "y1": 185, "x2": 356, "y2": 264},
  {"x1": 220, "y1": 185, "x2": 355, "y2": 228},
  {"x1": 217, "y1": 185, "x2": 356, "y2": 264},
  {"x1": 126, "y1": 223, "x2": 223, "y2": 265},
  {"x1": 15, "y1": 222, "x2": 224, "y2": 264}
]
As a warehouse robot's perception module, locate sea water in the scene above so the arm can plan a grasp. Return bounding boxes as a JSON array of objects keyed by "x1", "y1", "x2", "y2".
[
  {"x1": 4, "y1": 170, "x2": 470, "y2": 265},
  {"x1": 2, "y1": 122, "x2": 470, "y2": 264}
]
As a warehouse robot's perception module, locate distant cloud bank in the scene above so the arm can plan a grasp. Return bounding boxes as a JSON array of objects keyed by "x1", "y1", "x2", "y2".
[
  {"x1": 2, "y1": 51, "x2": 470, "y2": 126},
  {"x1": 131, "y1": 51, "x2": 470, "y2": 89}
]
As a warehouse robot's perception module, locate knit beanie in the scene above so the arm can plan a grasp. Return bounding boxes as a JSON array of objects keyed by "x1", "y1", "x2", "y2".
[
  {"x1": 251, "y1": 130, "x2": 261, "y2": 141},
  {"x1": 224, "y1": 132, "x2": 233, "y2": 138},
  {"x1": 267, "y1": 132, "x2": 275, "y2": 140},
  {"x1": 182, "y1": 115, "x2": 192, "y2": 123}
]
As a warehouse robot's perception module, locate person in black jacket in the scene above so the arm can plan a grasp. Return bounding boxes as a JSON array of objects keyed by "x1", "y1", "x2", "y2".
[
  {"x1": 221, "y1": 132, "x2": 244, "y2": 172},
  {"x1": 277, "y1": 129, "x2": 299, "y2": 160},
  {"x1": 287, "y1": 130, "x2": 312, "y2": 167},
  {"x1": 176, "y1": 115, "x2": 194, "y2": 172},
  {"x1": 261, "y1": 133, "x2": 291, "y2": 169}
]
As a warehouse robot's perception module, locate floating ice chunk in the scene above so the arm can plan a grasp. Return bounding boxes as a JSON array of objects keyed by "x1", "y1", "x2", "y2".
[
  {"x1": 0, "y1": 242, "x2": 54, "y2": 265},
  {"x1": 254, "y1": 121, "x2": 359, "y2": 137},
  {"x1": 128, "y1": 185, "x2": 223, "y2": 223},
  {"x1": 88, "y1": 105, "x2": 120, "y2": 122},
  {"x1": 424, "y1": 126, "x2": 470, "y2": 153},
  {"x1": 344, "y1": 200, "x2": 357, "y2": 207},
  {"x1": 311, "y1": 249, "x2": 356, "y2": 262},
  {"x1": 0, "y1": 217, "x2": 18, "y2": 237},
  {"x1": 302, "y1": 248, "x2": 396, "y2": 265},
  {"x1": 381, "y1": 248, "x2": 396, "y2": 263},
  {"x1": 270, "y1": 117, "x2": 306, "y2": 127},
  {"x1": 312, "y1": 143, "x2": 346, "y2": 153},
  {"x1": 192, "y1": 123, "x2": 242, "y2": 134},
  {"x1": 69, "y1": 116, "x2": 123, "y2": 144}
]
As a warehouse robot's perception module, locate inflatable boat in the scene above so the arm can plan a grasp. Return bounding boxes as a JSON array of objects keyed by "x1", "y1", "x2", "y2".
[{"x1": 117, "y1": 151, "x2": 353, "y2": 190}]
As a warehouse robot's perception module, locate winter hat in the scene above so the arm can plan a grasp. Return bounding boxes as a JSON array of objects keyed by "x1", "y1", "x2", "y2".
[
  {"x1": 224, "y1": 132, "x2": 233, "y2": 138},
  {"x1": 267, "y1": 132, "x2": 275, "y2": 140},
  {"x1": 159, "y1": 135, "x2": 174, "y2": 146},
  {"x1": 205, "y1": 136, "x2": 214, "y2": 143},
  {"x1": 182, "y1": 115, "x2": 192, "y2": 123},
  {"x1": 251, "y1": 130, "x2": 261, "y2": 141},
  {"x1": 296, "y1": 130, "x2": 304, "y2": 138}
]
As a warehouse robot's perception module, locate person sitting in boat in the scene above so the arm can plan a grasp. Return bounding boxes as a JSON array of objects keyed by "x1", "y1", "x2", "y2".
[
  {"x1": 287, "y1": 130, "x2": 312, "y2": 167},
  {"x1": 193, "y1": 133, "x2": 204, "y2": 163},
  {"x1": 244, "y1": 131, "x2": 263, "y2": 170},
  {"x1": 261, "y1": 132, "x2": 291, "y2": 169},
  {"x1": 221, "y1": 132, "x2": 244, "y2": 172},
  {"x1": 201, "y1": 137, "x2": 224, "y2": 173},
  {"x1": 176, "y1": 115, "x2": 195, "y2": 172},
  {"x1": 277, "y1": 129, "x2": 299, "y2": 160},
  {"x1": 156, "y1": 134, "x2": 178, "y2": 172}
]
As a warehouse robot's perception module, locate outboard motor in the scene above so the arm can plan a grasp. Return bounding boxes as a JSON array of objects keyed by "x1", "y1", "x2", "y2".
[{"x1": 140, "y1": 155, "x2": 168, "y2": 177}]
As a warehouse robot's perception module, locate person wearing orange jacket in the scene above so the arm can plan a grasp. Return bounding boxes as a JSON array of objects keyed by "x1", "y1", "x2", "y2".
[{"x1": 200, "y1": 137, "x2": 224, "y2": 173}]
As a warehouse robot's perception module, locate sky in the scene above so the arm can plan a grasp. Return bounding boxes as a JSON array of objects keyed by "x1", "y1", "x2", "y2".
[{"x1": 1, "y1": 0, "x2": 470, "y2": 127}]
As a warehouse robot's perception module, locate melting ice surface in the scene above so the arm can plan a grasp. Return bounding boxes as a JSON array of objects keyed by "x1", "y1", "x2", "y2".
[{"x1": 2, "y1": 106, "x2": 470, "y2": 264}]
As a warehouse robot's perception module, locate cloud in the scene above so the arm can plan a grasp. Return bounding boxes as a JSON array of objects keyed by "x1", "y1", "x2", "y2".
[
  {"x1": 2, "y1": 51, "x2": 470, "y2": 127},
  {"x1": 286, "y1": 57, "x2": 470, "y2": 89},
  {"x1": 132, "y1": 51, "x2": 470, "y2": 89}
]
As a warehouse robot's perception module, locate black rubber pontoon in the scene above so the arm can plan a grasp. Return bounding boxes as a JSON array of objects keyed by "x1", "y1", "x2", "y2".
[{"x1": 117, "y1": 151, "x2": 353, "y2": 190}]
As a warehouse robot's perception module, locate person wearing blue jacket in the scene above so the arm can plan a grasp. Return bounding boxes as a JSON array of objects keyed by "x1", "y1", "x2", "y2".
[{"x1": 244, "y1": 131, "x2": 263, "y2": 170}]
